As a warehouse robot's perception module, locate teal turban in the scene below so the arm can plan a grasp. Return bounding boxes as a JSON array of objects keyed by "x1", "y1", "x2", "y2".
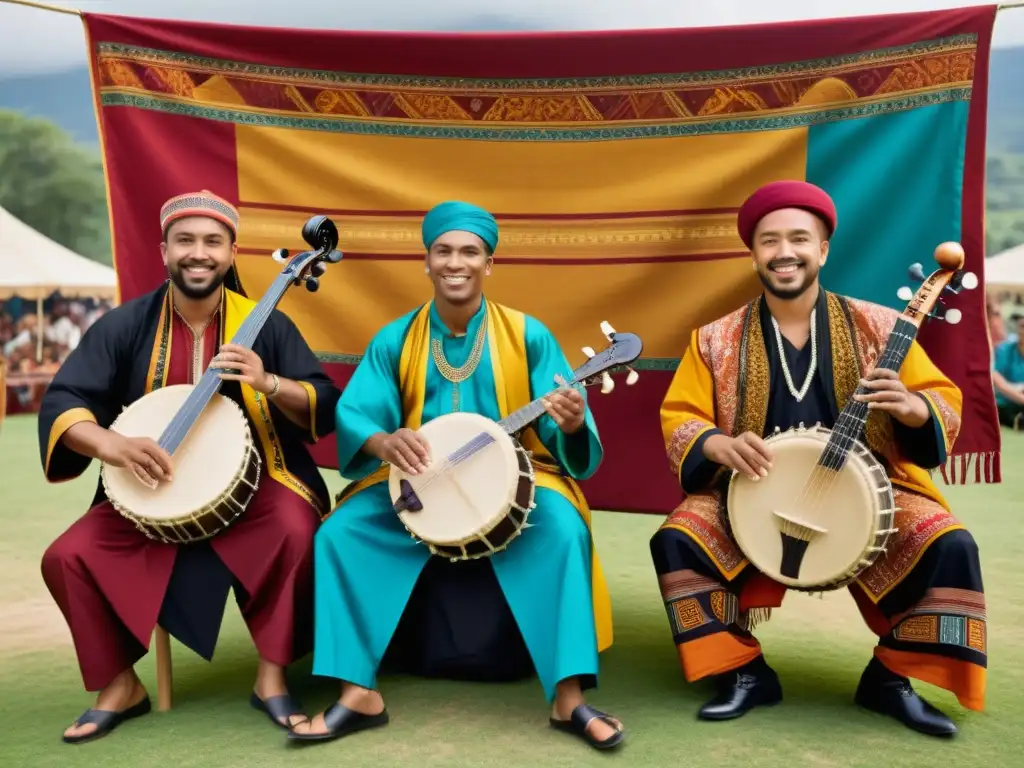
[{"x1": 421, "y1": 201, "x2": 499, "y2": 253}]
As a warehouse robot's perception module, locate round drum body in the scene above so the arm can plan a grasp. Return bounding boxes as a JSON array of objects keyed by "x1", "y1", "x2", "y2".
[
  {"x1": 101, "y1": 384, "x2": 262, "y2": 544},
  {"x1": 726, "y1": 424, "x2": 897, "y2": 591},
  {"x1": 390, "y1": 412, "x2": 536, "y2": 561}
]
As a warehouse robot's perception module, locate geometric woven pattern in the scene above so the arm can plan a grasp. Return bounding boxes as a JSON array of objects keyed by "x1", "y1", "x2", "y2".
[{"x1": 96, "y1": 38, "x2": 977, "y2": 139}]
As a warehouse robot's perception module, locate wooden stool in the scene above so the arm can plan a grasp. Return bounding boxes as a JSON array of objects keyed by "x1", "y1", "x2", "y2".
[{"x1": 154, "y1": 626, "x2": 173, "y2": 711}]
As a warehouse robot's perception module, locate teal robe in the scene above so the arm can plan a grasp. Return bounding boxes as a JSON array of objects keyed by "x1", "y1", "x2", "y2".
[{"x1": 313, "y1": 298, "x2": 604, "y2": 702}]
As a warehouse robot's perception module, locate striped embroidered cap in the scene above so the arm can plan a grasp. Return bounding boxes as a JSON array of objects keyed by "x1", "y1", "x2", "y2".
[{"x1": 160, "y1": 190, "x2": 239, "y2": 237}]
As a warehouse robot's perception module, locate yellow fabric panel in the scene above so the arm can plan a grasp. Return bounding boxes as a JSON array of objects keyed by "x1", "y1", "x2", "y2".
[
  {"x1": 234, "y1": 125, "x2": 808, "y2": 213},
  {"x1": 234, "y1": 254, "x2": 764, "y2": 360}
]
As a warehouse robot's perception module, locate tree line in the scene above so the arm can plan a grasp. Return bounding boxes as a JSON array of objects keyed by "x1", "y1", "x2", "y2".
[{"x1": 0, "y1": 110, "x2": 111, "y2": 266}]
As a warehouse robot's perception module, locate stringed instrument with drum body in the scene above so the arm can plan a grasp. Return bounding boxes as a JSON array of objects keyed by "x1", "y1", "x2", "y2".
[
  {"x1": 101, "y1": 216, "x2": 344, "y2": 545},
  {"x1": 389, "y1": 321, "x2": 643, "y2": 562},
  {"x1": 726, "y1": 242, "x2": 978, "y2": 592}
]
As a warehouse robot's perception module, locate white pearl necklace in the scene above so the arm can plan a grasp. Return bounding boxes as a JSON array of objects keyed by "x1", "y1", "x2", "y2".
[{"x1": 771, "y1": 308, "x2": 817, "y2": 402}]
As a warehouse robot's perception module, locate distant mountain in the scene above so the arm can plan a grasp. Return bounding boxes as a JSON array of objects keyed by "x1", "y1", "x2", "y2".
[
  {"x1": 987, "y1": 47, "x2": 1024, "y2": 152},
  {"x1": 0, "y1": 67, "x2": 96, "y2": 148},
  {"x1": 3, "y1": 46, "x2": 1023, "y2": 153}
]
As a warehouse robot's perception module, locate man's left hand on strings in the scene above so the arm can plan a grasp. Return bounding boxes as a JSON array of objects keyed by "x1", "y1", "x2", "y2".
[
  {"x1": 212, "y1": 343, "x2": 276, "y2": 394},
  {"x1": 854, "y1": 367, "x2": 931, "y2": 428},
  {"x1": 543, "y1": 388, "x2": 586, "y2": 434}
]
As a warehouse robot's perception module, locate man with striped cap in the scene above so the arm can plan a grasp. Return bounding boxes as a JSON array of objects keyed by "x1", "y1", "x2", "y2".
[{"x1": 38, "y1": 190, "x2": 341, "y2": 744}]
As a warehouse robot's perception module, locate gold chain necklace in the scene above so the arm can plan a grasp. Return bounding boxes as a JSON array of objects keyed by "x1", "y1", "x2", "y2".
[{"x1": 431, "y1": 317, "x2": 487, "y2": 412}]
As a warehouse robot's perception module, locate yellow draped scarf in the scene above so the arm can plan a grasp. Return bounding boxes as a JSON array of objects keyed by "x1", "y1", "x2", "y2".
[{"x1": 339, "y1": 300, "x2": 614, "y2": 652}]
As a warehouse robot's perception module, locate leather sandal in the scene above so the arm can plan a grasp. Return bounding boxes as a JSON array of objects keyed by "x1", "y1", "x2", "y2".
[
  {"x1": 549, "y1": 703, "x2": 624, "y2": 750},
  {"x1": 250, "y1": 691, "x2": 308, "y2": 730},
  {"x1": 62, "y1": 697, "x2": 152, "y2": 744},
  {"x1": 286, "y1": 702, "x2": 389, "y2": 743}
]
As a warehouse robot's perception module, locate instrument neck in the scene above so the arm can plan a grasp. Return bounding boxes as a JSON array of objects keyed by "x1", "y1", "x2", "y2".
[
  {"x1": 498, "y1": 384, "x2": 580, "y2": 436},
  {"x1": 819, "y1": 316, "x2": 919, "y2": 468},
  {"x1": 157, "y1": 273, "x2": 294, "y2": 455}
]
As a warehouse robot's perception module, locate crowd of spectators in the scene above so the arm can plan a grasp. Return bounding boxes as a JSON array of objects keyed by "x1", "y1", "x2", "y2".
[{"x1": 1, "y1": 297, "x2": 111, "y2": 414}]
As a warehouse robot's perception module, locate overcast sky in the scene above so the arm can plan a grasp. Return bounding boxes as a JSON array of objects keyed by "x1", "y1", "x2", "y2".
[{"x1": 1, "y1": 0, "x2": 1023, "y2": 76}]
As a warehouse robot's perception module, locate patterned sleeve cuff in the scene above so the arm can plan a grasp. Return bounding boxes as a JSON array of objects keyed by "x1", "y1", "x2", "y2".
[{"x1": 679, "y1": 426, "x2": 724, "y2": 493}]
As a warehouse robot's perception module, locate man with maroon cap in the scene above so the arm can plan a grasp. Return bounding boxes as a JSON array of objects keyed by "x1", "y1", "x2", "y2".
[
  {"x1": 651, "y1": 181, "x2": 985, "y2": 736},
  {"x1": 37, "y1": 190, "x2": 341, "y2": 744}
]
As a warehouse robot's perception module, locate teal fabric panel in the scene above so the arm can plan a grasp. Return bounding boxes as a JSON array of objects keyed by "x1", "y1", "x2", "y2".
[{"x1": 806, "y1": 100, "x2": 968, "y2": 310}]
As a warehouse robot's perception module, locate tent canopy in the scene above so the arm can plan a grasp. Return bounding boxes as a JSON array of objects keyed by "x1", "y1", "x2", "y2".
[
  {"x1": 0, "y1": 204, "x2": 116, "y2": 300},
  {"x1": 986, "y1": 244, "x2": 1024, "y2": 292}
]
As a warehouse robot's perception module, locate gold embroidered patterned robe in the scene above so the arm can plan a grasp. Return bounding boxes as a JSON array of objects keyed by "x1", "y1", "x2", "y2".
[{"x1": 654, "y1": 289, "x2": 986, "y2": 711}]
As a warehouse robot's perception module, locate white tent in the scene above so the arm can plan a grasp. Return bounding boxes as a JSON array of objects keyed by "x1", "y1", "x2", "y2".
[
  {"x1": 0, "y1": 204, "x2": 116, "y2": 301},
  {"x1": 0, "y1": 204, "x2": 116, "y2": 362},
  {"x1": 986, "y1": 244, "x2": 1024, "y2": 293}
]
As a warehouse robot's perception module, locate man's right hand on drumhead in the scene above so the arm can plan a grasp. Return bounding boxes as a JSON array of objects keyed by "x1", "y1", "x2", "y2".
[
  {"x1": 373, "y1": 428, "x2": 431, "y2": 475},
  {"x1": 702, "y1": 431, "x2": 773, "y2": 482},
  {"x1": 99, "y1": 432, "x2": 174, "y2": 487}
]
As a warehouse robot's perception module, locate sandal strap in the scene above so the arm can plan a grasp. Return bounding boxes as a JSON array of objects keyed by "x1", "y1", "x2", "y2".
[
  {"x1": 571, "y1": 703, "x2": 609, "y2": 731},
  {"x1": 73, "y1": 708, "x2": 119, "y2": 729},
  {"x1": 322, "y1": 702, "x2": 354, "y2": 732},
  {"x1": 260, "y1": 693, "x2": 304, "y2": 722}
]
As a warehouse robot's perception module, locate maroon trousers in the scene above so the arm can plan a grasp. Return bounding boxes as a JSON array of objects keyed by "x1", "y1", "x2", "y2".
[{"x1": 41, "y1": 478, "x2": 318, "y2": 692}]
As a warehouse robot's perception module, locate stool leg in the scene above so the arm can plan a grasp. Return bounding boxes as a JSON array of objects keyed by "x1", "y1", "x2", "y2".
[{"x1": 155, "y1": 626, "x2": 173, "y2": 711}]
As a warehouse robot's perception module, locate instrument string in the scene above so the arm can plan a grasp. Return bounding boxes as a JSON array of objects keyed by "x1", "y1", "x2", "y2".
[
  {"x1": 787, "y1": 321, "x2": 917, "y2": 519},
  {"x1": 158, "y1": 272, "x2": 294, "y2": 453},
  {"x1": 393, "y1": 381, "x2": 584, "y2": 498}
]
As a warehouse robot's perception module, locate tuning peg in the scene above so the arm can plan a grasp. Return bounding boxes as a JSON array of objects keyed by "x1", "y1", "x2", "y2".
[
  {"x1": 310, "y1": 261, "x2": 326, "y2": 278},
  {"x1": 601, "y1": 372, "x2": 615, "y2": 394},
  {"x1": 271, "y1": 248, "x2": 289, "y2": 264},
  {"x1": 304, "y1": 276, "x2": 319, "y2": 292},
  {"x1": 907, "y1": 263, "x2": 926, "y2": 282},
  {"x1": 897, "y1": 286, "x2": 914, "y2": 302},
  {"x1": 960, "y1": 271, "x2": 978, "y2": 290},
  {"x1": 626, "y1": 367, "x2": 639, "y2": 386},
  {"x1": 325, "y1": 249, "x2": 344, "y2": 264},
  {"x1": 581, "y1": 346, "x2": 596, "y2": 359},
  {"x1": 926, "y1": 303, "x2": 962, "y2": 325},
  {"x1": 600, "y1": 321, "x2": 616, "y2": 340}
]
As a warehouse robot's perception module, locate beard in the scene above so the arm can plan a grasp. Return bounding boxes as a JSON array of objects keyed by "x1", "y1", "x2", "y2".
[
  {"x1": 757, "y1": 260, "x2": 819, "y2": 300},
  {"x1": 168, "y1": 264, "x2": 228, "y2": 300}
]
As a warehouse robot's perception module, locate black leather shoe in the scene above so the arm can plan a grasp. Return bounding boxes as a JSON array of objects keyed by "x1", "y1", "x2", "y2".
[
  {"x1": 854, "y1": 661, "x2": 957, "y2": 737},
  {"x1": 698, "y1": 665, "x2": 783, "y2": 721}
]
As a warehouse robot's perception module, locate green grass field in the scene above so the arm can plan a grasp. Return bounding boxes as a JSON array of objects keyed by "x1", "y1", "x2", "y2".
[{"x1": 2, "y1": 414, "x2": 1022, "y2": 768}]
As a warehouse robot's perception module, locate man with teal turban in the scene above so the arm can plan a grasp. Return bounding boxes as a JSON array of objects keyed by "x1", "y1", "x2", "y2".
[{"x1": 290, "y1": 201, "x2": 624, "y2": 751}]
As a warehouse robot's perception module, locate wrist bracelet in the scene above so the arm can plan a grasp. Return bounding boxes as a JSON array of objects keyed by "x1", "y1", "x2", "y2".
[{"x1": 268, "y1": 374, "x2": 281, "y2": 397}]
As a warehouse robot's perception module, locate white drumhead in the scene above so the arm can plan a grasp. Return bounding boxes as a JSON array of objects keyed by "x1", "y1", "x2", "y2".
[
  {"x1": 390, "y1": 412, "x2": 521, "y2": 545},
  {"x1": 728, "y1": 427, "x2": 881, "y2": 588},
  {"x1": 101, "y1": 385, "x2": 253, "y2": 522}
]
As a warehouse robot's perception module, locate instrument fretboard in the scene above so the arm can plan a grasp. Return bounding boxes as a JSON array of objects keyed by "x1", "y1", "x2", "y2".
[
  {"x1": 156, "y1": 271, "x2": 294, "y2": 455},
  {"x1": 817, "y1": 316, "x2": 919, "y2": 471},
  {"x1": 443, "y1": 384, "x2": 583, "y2": 466}
]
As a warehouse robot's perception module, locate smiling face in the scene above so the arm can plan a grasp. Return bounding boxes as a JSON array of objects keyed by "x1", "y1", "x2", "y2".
[
  {"x1": 426, "y1": 230, "x2": 492, "y2": 306},
  {"x1": 160, "y1": 216, "x2": 236, "y2": 300},
  {"x1": 750, "y1": 207, "x2": 830, "y2": 301}
]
